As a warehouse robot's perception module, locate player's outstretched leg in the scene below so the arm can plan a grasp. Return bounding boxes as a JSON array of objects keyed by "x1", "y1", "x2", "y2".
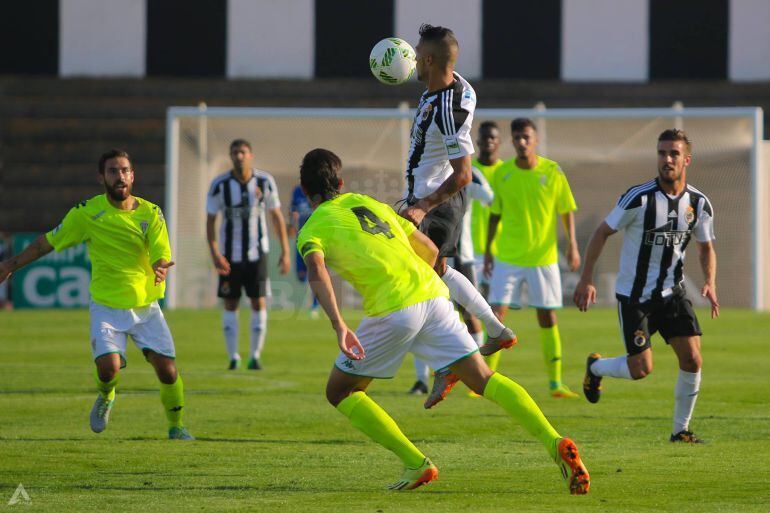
[
  {"x1": 91, "y1": 368, "x2": 118, "y2": 433},
  {"x1": 329, "y1": 370, "x2": 438, "y2": 491},
  {"x1": 148, "y1": 353, "x2": 194, "y2": 440},
  {"x1": 451, "y1": 354, "x2": 590, "y2": 495}
]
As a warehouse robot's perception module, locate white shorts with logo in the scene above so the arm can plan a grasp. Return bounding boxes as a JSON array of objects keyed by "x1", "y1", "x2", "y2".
[
  {"x1": 489, "y1": 261, "x2": 562, "y2": 309},
  {"x1": 90, "y1": 300, "x2": 176, "y2": 367},
  {"x1": 334, "y1": 297, "x2": 479, "y2": 379}
]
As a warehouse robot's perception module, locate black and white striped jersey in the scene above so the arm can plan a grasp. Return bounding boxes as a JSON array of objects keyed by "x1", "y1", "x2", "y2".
[
  {"x1": 605, "y1": 179, "x2": 715, "y2": 303},
  {"x1": 206, "y1": 169, "x2": 281, "y2": 263},
  {"x1": 405, "y1": 72, "x2": 476, "y2": 200}
]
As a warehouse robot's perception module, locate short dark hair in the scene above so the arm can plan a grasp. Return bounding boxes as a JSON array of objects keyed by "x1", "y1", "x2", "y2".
[
  {"x1": 418, "y1": 24, "x2": 459, "y2": 64},
  {"x1": 479, "y1": 120, "x2": 499, "y2": 133},
  {"x1": 510, "y1": 118, "x2": 537, "y2": 133},
  {"x1": 658, "y1": 129, "x2": 692, "y2": 153},
  {"x1": 99, "y1": 149, "x2": 132, "y2": 174},
  {"x1": 300, "y1": 149, "x2": 342, "y2": 203},
  {"x1": 230, "y1": 139, "x2": 252, "y2": 151}
]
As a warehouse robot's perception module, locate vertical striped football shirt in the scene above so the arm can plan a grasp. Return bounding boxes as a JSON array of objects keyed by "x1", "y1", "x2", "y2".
[
  {"x1": 405, "y1": 72, "x2": 476, "y2": 201},
  {"x1": 206, "y1": 169, "x2": 281, "y2": 263},
  {"x1": 605, "y1": 178, "x2": 715, "y2": 303}
]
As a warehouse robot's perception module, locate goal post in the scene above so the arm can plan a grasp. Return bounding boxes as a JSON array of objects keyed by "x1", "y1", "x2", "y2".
[{"x1": 165, "y1": 106, "x2": 765, "y2": 311}]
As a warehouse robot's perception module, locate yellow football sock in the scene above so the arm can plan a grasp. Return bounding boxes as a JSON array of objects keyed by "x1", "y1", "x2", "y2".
[
  {"x1": 540, "y1": 326, "x2": 563, "y2": 389},
  {"x1": 94, "y1": 369, "x2": 118, "y2": 401},
  {"x1": 483, "y1": 372, "x2": 561, "y2": 460},
  {"x1": 485, "y1": 351, "x2": 501, "y2": 372},
  {"x1": 160, "y1": 375, "x2": 185, "y2": 429},
  {"x1": 337, "y1": 391, "x2": 425, "y2": 468}
]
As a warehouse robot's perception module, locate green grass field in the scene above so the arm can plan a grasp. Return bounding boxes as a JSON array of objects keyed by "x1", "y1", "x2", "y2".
[{"x1": 1, "y1": 307, "x2": 769, "y2": 512}]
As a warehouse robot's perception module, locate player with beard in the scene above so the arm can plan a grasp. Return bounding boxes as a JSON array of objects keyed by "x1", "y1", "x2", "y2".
[{"x1": 0, "y1": 149, "x2": 193, "y2": 440}]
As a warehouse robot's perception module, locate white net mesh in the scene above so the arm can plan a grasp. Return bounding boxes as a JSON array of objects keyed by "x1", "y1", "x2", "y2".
[{"x1": 167, "y1": 107, "x2": 760, "y2": 310}]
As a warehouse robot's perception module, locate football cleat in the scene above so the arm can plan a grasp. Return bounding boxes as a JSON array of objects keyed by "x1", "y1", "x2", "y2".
[
  {"x1": 247, "y1": 358, "x2": 262, "y2": 370},
  {"x1": 90, "y1": 394, "x2": 114, "y2": 433},
  {"x1": 168, "y1": 427, "x2": 195, "y2": 441},
  {"x1": 228, "y1": 358, "x2": 240, "y2": 370},
  {"x1": 583, "y1": 353, "x2": 603, "y2": 404},
  {"x1": 408, "y1": 380, "x2": 428, "y2": 395},
  {"x1": 479, "y1": 327, "x2": 518, "y2": 356},
  {"x1": 556, "y1": 438, "x2": 590, "y2": 495},
  {"x1": 424, "y1": 369, "x2": 460, "y2": 409},
  {"x1": 670, "y1": 430, "x2": 704, "y2": 444},
  {"x1": 550, "y1": 383, "x2": 580, "y2": 399},
  {"x1": 387, "y1": 458, "x2": 438, "y2": 491}
]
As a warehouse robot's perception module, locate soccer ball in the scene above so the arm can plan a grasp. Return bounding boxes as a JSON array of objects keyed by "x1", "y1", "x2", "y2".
[{"x1": 369, "y1": 38, "x2": 416, "y2": 85}]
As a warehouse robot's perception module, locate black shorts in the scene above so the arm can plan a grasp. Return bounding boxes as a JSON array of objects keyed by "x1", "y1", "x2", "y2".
[
  {"x1": 413, "y1": 189, "x2": 466, "y2": 258},
  {"x1": 218, "y1": 258, "x2": 268, "y2": 299},
  {"x1": 616, "y1": 286, "x2": 702, "y2": 355}
]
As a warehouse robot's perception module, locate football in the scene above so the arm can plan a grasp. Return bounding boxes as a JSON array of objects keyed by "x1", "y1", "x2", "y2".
[{"x1": 369, "y1": 38, "x2": 416, "y2": 85}]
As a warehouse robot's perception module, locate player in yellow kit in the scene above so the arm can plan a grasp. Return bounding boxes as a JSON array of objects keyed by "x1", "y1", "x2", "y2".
[
  {"x1": 0, "y1": 149, "x2": 193, "y2": 440},
  {"x1": 483, "y1": 118, "x2": 581, "y2": 398},
  {"x1": 297, "y1": 148, "x2": 589, "y2": 494}
]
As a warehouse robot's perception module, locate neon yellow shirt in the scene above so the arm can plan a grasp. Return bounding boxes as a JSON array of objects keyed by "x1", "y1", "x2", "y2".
[
  {"x1": 490, "y1": 156, "x2": 577, "y2": 267},
  {"x1": 297, "y1": 193, "x2": 449, "y2": 317},
  {"x1": 470, "y1": 158, "x2": 504, "y2": 256},
  {"x1": 45, "y1": 194, "x2": 172, "y2": 309}
]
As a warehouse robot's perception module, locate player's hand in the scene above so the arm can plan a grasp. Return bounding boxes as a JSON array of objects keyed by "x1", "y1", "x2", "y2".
[
  {"x1": 573, "y1": 279, "x2": 597, "y2": 312},
  {"x1": 0, "y1": 261, "x2": 11, "y2": 284},
  {"x1": 483, "y1": 253, "x2": 494, "y2": 279},
  {"x1": 278, "y1": 252, "x2": 290, "y2": 275},
  {"x1": 701, "y1": 282, "x2": 720, "y2": 319},
  {"x1": 335, "y1": 323, "x2": 365, "y2": 360},
  {"x1": 152, "y1": 259, "x2": 175, "y2": 285},
  {"x1": 212, "y1": 253, "x2": 231, "y2": 276},
  {"x1": 401, "y1": 205, "x2": 426, "y2": 227},
  {"x1": 567, "y1": 245, "x2": 581, "y2": 272}
]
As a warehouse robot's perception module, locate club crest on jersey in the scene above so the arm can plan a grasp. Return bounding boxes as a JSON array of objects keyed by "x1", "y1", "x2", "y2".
[
  {"x1": 633, "y1": 330, "x2": 647, "y2": 347},
  {"x1": 421, "y1": 103, "x2": 433, "y2": 121},
  {"x1": 140, "y1": 221, "x2": 149, "y2": 234},
  {"x1": 685, "y1": 206, "x2": 695, "y2": 224}
]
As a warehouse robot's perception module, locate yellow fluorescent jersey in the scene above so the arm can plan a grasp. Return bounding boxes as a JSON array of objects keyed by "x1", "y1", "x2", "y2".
[
  {"x1": 490, "y1": 156, "x2": 577, "y2": 267},
  {"x1": 45, "y1": 194, "x2": 172, "y2": 309},
  {"x1": 297, "y1": 193, "x2": 449, "y2": 317},
  {"x1": 470, "y1": 158, "x2": 504, "y2": 256}
]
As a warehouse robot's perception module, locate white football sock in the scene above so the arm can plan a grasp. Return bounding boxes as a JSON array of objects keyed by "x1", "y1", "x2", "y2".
[
  {"x1": 222, "y1": 310, "x2": 239, "y2": 360},
  {"x1": 414, "y1": 358, "x2": 430, "y2": 383},
  {"x1": 249, "y1": 309, "x2": 267, "y2": 359},
  {"x1": 470, "y1": 331, "x2": 484, "y2": 348},
  {"x1": 441, "y1": 266, "x2": 506, "y2": 337},
  {"x1": 590, "y1": 356, "x2": 632, "y2": 379},
  {"x1": 673, "y1": 369, "x2": 701, "y2": 434}
]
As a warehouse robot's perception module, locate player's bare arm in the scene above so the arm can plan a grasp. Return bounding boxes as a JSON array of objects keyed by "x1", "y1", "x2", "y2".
[
  {"x1": 407, "y1": 230, "x2": 439, "y2": 267},
  {"x1": 574, "y1": 222, "x2": 617, "y2": 311},
  {"x1": 152, "y1": 259, "x2": 175, "y2": 286},
  {"x1": 269, "y1": 207, "x2": 291, "y2": 275},
  {"x1": 402, "y1": 154, "x2": 472, "y2": 226},
  {"x1": 483, "y1": 213, "x2": 502, "y2": 278},
  {"x1": 287, "y1": 210, "x2": 299, "y2": 238},
  {"x1": 0, "y1": 234, "x2": 54, "y2": 283},
  {"x1": 696, "y1": 240, "x2": 719, "y2": 319},
  {"x1": 561, "y1": 212, "x2": 581, "y2": 271},
  {"x1": 305, "y1": 251, "x2": 365, "y2": 360},
  {"x1": 206, "y1": 213, "x2": 230, "y2": 275}
]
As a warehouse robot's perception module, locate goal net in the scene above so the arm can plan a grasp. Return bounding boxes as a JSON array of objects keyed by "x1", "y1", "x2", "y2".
[{"x1": 165, "y1": 106, "x2": 765, "y2": 311}]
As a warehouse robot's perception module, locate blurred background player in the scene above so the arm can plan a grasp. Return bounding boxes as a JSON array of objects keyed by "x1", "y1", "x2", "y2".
[
  {"x1": 483, "y1": 118, "x2": 581, "y2": 398},
  {"x1": 0, "y1": 149, "x2": 193, "y2": 440},
  {"x1": 297, "y1": 148, "x2": 589, "y2": 494},
  {"x1": 288, "y1": 183, "x2": 320, "y2": 319},
  {"x1": 206, "y1": 139, "x2": 290, "y2": 370},
  {"x1": 399, "y1": 24, "x2": 515, "y2": 401},
  {"x1": 574, "y1": 129, "x2": 718, "y2": 443}
]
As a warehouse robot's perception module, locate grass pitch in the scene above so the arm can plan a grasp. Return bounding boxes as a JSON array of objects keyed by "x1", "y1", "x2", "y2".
[{"x1": 1, "y1": 307, "x2": 769, "y2": 512}]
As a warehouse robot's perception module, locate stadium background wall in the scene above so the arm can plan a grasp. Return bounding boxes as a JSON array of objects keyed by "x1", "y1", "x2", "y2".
[{"x1": 1, "y1": 0, "x2": 769, "y2": 81}]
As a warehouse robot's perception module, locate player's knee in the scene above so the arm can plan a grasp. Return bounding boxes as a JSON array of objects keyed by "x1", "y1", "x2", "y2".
[
  {"x1": 679, "y1": 353, "x2": 702, "y2": 373},
  {"x1": 629, "y1": 355, "x2": 653, "y2": 380},
  {"x1": 325, "y1": 385, "x2": 348, "y2": 407},
  {"x1": 97, "y1": 366, "x2": 118, "y2": 382}
]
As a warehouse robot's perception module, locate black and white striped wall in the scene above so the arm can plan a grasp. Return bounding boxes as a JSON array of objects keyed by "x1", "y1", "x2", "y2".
[{"x1": 1, "y1": 0, "x2": 768, "y2": 81}]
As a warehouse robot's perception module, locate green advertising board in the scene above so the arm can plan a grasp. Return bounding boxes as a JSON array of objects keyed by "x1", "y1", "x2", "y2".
[{"x1": 11, "y1": 233, "x2": 91, "y2": 309}]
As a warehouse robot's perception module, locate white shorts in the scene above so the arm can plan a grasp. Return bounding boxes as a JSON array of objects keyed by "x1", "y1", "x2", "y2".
[
  {"x1": 489, "y1": 261, "x2": 562, "y2": 309},
  {"x1": 90, "y1": 300, "x2": 176, "y2": 366},
  {"x1": 334, "y1": 297, "x2": 479, "y2": 379}
]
